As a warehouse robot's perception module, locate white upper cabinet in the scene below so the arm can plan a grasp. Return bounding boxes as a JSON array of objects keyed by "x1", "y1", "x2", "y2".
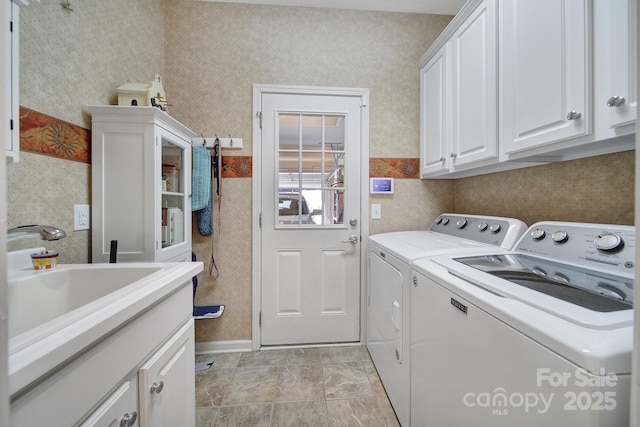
[
  {"x1": 89, "y1": 106, "x2": 195, "y2": 263},
  {"x1": 419, "y1": 0, "x2": 497, "y2": 178},
  {"x1": 594, "y1": 0, "x2": 637, "y2": 131},
  {"x1": 499, "y1": 0, "x2": 591, "y2": 158},
  {"x1": 419, "y1": 44, "x2": 450, "y2": 176},
  {"x1": 4, "y1": 1, "x2": 19, "y2": 162}
]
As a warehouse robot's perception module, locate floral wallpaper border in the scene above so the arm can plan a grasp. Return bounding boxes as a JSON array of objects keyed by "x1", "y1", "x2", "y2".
[
  {"x1": 20, "y1": 107, "x2": 91, "y2": 163},
  {"x1": 19, "y1": 108, "x2": 419, "y2": 180},
  {"x1": 369, "y1": 157, "x2": 420, "y2": 178}
]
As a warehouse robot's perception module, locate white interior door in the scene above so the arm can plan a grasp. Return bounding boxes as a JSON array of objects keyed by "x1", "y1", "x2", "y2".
[{"x1": 259, "y1": 89, "x2": 364, "y2": 346}]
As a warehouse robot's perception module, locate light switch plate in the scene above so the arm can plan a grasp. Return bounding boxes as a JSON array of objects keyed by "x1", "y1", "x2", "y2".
[
  {"x1": 372, "y1": 204, "x2": 382, "y2": 220},
  {"x1": 74, "y1": 204, "x2": 90, "y2": 231}
]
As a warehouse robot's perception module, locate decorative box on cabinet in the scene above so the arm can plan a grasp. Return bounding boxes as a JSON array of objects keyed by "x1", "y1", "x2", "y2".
[
  {"x1": 89, "y1": 106, "x2": 196, "y2": 263},
  {"x1": 418, "y1": 0, "x2": 498, "y2": 178}
]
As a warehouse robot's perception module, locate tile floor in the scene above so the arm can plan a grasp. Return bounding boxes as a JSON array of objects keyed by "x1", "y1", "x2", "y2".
[{"x1": 195, "y1": 346, "x2": 400, "y2": 427}]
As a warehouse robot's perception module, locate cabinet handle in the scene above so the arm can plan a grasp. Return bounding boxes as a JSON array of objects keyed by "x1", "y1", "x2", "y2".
[
  {"x1": 150, "y1": 381, "x2": 164, "y2": 394},
  {"x1": 566, "y1": 111, "x2": 582, "y2": 120},
  {"x1": 120, "y1": 411, "x2": 138, "y2": 427},
  {"x1": 607, "y1": 96, "x2": 626, "y2": 107},
  {"x1": 439, "y1": 157, "x2": 445, "y2": 162},
  {"x1": 450, "y1": 153, "x2": 457, "y2": 158}
]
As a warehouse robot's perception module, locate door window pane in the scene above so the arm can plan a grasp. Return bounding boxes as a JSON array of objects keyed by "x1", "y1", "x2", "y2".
[{"x1": 277, "y1": 113, "x2": 346, "y2": 227}]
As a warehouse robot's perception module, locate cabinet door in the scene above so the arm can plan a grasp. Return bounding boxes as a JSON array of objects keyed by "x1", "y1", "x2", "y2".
[
  {"x1": 596, "y1": 0, "x2": 637, "y2": 129},
  {"x1": 450, "y1": 0, "x2": 497, "y2": 168},
  {"x1": 92, "y1": 121, "x2": 156, "y2": 262},
  {"x1": 79, "y1": 380, "x2": 139, "y2": 427},
  {"x1": 500, "y1": 0, "x2": 591, "y2": 156},
  {"x1": 138, "y1": 320, "x2": 195, "y2": 427},
  {"x1": 157, "y1": 127, "x2": 192, "y2": 262},
  {"x1": 420, "y1": 44, "x2": 450, "y2": 177}
]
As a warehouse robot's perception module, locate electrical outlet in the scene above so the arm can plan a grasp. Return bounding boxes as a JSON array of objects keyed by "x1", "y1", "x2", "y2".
[{"x1": 74, "y1": 204, "x2": 90, "y2": 231}]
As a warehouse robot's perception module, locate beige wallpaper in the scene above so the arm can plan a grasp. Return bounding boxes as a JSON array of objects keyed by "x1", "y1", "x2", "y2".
[
  {"x1": 164, "y1": 1, "x2": 454, "y2": 342},
  {"x1": 454, "y1": 150, "x2": 635, "y2": 227},
  {"x1": 8, "y1": 0, "x2": 166, "y2": 261}
]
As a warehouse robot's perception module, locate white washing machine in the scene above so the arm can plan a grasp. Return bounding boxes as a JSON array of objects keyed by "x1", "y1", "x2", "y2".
[
  {"x1": 367, "y1": 214, "x2": 527, "y2": 426},
  {"x1": 411, "y1": 221, "x2": 634, "y2": 426}
]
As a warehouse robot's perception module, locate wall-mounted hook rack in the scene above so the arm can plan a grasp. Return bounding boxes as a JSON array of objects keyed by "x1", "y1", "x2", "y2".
[{"x1": 191, "y1": 137, "x2": 243, "y2": 149}]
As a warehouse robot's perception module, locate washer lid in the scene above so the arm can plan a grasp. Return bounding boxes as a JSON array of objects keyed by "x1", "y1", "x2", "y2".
[
  {"x1": 433, "y1": 254, "x2": 633, "y2": 330},
  {"x1": 455, "y1": 254, "x2": 633, "y2": 312}
]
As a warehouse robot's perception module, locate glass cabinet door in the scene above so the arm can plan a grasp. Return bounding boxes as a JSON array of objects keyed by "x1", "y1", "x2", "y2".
[{"x1": 159, "y1": 132, "x2": 190, "y2": 259}]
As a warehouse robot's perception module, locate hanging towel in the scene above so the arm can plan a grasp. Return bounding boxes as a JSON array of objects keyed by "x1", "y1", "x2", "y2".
[
  {"x1": 191, "y1": 146, "x2": 211, "y2": 211},
  {"x1": 198, "y1": 185, "x2": 213, "y2": 235}
]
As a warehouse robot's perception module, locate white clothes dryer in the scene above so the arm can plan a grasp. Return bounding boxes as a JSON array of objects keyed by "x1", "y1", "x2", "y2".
[
  {"x1": 367, "y1": 214, "x2": 527, "y2": 426},
  {"x1": 410, "y1": 221, "x2": 634, "y2": 426}
]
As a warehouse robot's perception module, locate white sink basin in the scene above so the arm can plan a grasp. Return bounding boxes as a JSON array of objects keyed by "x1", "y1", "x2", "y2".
[
  {"x1": 9, "y1": 265, "x2": 162, "y2": 338},
  {"x1": 7, "y1": 248, "x2": 203, "y2": 396}
]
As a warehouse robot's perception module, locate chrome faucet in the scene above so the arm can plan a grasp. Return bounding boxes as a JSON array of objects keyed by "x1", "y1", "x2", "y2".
[{"x1": 7, "y1": 225, "x2": 67, "y2": 242}]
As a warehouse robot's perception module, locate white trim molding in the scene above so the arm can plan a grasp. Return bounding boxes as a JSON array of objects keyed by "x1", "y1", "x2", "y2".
[{"x1": 252, "y1": 84, "x2": 370, "y2": 351}]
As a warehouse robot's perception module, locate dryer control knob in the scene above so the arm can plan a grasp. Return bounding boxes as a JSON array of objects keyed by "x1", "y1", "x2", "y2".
[
  {"x1": 531, "y1": 228, "x2": 546, "y2": 240},
  {"x1": 436, "y1": 217, "x2": 443, "y2": 225},
  {"x1": 489, "y1": 224, "x2": 501, "y2": 233},
  {"x1": 441, "y1": 218, "x2": 449, "y2": 225},
  {"x1": 551, "y1": 231, "x2": 569, "y2": 243},
  {"x1": 594, "y1": 234, "x2": 624, "y2": 252},
  {"x1": 478, "y1": 222, "x2": 488, "y2": 231},
  {"x1": 456, "y1": 219, "x2": 468, "y2": 229}
]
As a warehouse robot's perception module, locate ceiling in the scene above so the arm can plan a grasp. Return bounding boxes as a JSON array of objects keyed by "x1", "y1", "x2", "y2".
[{"x1": 195, "y1": 0, "x2": 466, "y2": 15}]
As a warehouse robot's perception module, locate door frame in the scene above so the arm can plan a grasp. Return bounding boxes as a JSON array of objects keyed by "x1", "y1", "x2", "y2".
[{"x1": 252, "y1": 84, "x2": 370, "y2": 350}]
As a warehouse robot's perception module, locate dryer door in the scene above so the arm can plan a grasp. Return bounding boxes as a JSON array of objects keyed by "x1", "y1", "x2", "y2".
[{"x1": 368, "y1": 250, "x2": 404, "y2": 363}]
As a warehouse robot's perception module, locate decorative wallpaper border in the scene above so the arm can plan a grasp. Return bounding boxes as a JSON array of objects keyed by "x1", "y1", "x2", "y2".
[
  {"x1": 369, "y1": 157, "x2": 420, "y2": 178},
  {"x1": 18, "y1": 108, "x2": 419, "y2": 180},
  {"x1": 20, "y1": 107, "x2": 91, "y2": 163},
  {"x1": 222, "y1": 156, "x2": 252, "y2": 178}
]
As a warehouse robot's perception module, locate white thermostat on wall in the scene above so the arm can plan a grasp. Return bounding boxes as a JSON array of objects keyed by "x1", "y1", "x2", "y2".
[{"x1": 370, "y1": 177, "x2": 394, "y2": 194}]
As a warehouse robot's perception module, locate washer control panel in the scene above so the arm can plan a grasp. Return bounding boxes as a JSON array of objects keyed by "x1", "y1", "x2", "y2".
[
  {"x1": 429, "y1": 214, "x2": 527, "y2": 249},
  {"x1": 516, "y1": 221, "x2": 636, "y2": 275}
]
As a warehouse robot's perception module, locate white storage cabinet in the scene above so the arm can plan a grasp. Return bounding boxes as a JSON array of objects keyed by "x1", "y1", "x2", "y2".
[
  {"x1": 499, "y1": 0, "x2": 636, "y2": 161},
  {"x1": 89, "y1": 106, "x2": 196, "y2": 263},
  {"x1": 419, "y1": 0, "x2": 497, "y2": 178},
  {"x1": 499, "y1": 0, "x2": 591, "y2": 157}
]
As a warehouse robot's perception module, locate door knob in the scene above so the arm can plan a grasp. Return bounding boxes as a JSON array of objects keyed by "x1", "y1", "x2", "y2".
[{"x1": 341, "y1": 235, "x2": 359, "y2": 244}]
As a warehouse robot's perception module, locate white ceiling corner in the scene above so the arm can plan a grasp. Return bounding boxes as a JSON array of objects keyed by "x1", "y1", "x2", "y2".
[{"x1": 193, "y1": 0, "x2": 467, "y2": 15}]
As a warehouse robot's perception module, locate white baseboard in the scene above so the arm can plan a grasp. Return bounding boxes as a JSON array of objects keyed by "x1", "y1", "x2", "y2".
[{"x1": 195, "y1": 340, "x2": 252, "y2": 354}]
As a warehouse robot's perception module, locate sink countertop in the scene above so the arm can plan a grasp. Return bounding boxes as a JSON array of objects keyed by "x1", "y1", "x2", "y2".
[{"x1": 8, "y1": 260, "x2": 203, "y2": 396}]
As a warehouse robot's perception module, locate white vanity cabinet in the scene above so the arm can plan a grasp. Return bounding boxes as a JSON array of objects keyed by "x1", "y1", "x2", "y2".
[
  {"x1": 89, "y1": 106, "x2": 196, "y2": 263},
  {"x1": 419, "y1": 0, "x2": 497, "y2": 178},
  {"x1": 138, "y1": 320, "x2": 195, "y2": 427},
  {"x1": 79, "y1": 379, "x2": 139, "y2": 427},
  {"x1": 499, "y1": 0, "x2": 591, "y2": 158},
  {"x1": 80, "y1": 320, "x2": 194, "y2": 427},
  {"x1": 10, "y1": 281, "x2": 197, "y2": 427},
  {"x1": 4, "y1": 0, "x2": 19, "y2": 162}
]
